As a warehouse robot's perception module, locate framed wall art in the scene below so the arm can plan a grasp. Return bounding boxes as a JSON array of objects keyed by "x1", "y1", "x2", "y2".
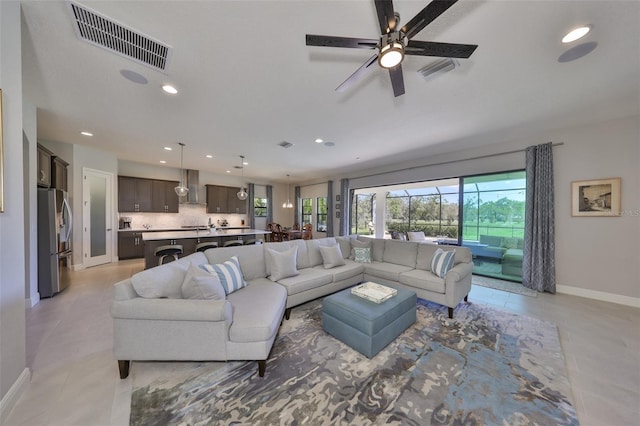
[{"x1": 571, "y1": 178, "x2": 621, "y2": 217}]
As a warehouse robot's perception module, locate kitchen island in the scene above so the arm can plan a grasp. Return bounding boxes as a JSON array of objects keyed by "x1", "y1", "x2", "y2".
[{"x1": 141, "y1": 228, "x2": 271, "y2": 269}]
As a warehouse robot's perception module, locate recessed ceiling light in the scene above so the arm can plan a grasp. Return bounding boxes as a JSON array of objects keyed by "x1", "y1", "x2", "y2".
[
  {"x1": 206, "y1": 154, "x2": 213, "y2": 158},
  {"x1": 226, "y1": 170, "x2": 231, "y2": 173},
  {"x1": 324, "y1": 141, "x2": 335, "y2": 147},
  {"x1": 120, "y1": 69, "x2": 148, "y2": 85},
  {"x1": 162, "y1": 84, "x2": 178, "y2": 94},
  {"x1": 315, "y1": 138, "x2": 323, "y2": 143},
  {"x1": 562, "y1": 26, "x2": 591, "y2": 43},
  {"x1": 159, "y1": 160, "x2": 167, "y2": 164},
  {"x1": 80, "y1": 131, "x2": 93, "y2": 136},
  {"x1": 243, "y1": 161, "x2": 248, "y2": 165},
  {"x1": 164, "y1": 146, "x2": 172, "y2": 151}
]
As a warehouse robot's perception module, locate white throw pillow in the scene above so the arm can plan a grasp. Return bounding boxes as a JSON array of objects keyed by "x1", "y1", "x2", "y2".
[
  {"x1": 267, "y1": 246, "x2": 299, "y2": 281},
  {"x1": 131, "y1": 264, "x2": 185, "y2": 299},
  {"x1": 319, "y1": 245, "x2": 346, "y2": 269},
  {"x1": 407, "y1": 231, "x2": 426, "y2": 242},
  {"x1": 181, "y1": 263, "x2": 226, "y2": 300},
  {"x1": 200, "y1": 256, "x2": 247, "y2": 295},
  {"x1": 431, "y1": 248, "x2": 456, "y2": 279}
]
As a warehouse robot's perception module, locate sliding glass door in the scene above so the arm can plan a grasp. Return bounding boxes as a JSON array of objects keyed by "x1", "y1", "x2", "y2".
[{"x1": 461, "y1": 171, "x2": 526, "y2": 282}]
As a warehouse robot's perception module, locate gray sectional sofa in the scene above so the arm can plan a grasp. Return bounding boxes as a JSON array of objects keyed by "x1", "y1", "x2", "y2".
[{"x1": 111, "y1": 235, "x2": 473, "y2": 378}]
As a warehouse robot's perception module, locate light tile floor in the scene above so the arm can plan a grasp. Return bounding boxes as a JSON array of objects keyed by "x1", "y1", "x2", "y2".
[{"x1": 5, "y1": 259, "x2": 640, "y2": 425}]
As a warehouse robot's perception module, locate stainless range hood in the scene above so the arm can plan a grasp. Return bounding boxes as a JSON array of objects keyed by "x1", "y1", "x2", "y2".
[{"x1": 181, "y1": 169, "x2": 200, "y2": 204}]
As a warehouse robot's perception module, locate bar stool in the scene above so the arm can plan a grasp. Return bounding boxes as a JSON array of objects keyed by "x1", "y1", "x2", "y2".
[
  {"x1": 196, "y1": 242, "x2": 218, "y2": 252},
  {"x1": 154, "y1": 244, "x2": 183, "y2": 266},
  {"x1": 243, "y1": 238, "x2": 261, "y2": 245},
  {"x1": 223, "y1": 240, "x2": 243, "y2": 247}
]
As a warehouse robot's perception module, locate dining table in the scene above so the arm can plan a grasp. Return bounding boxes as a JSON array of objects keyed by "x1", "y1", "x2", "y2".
[{"x1": 280, "y1": 228, "x2": 302, "y2": 240}]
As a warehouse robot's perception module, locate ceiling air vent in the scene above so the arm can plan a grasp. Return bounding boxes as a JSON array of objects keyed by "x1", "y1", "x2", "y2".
[
  {"x1": 278, "y1": 141, "x2": 294, "y2": 149},
  {"x1": 68, "y1": 2, "x2": 172, "y2": 72}
]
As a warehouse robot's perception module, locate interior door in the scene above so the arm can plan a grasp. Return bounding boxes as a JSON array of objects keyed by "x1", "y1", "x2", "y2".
[{"x1": 83, "y1": 168, "x2": 114, "y2": 267}]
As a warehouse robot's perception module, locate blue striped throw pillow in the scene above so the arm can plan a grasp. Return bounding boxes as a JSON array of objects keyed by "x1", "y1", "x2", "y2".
[
  {"x1": 430, "y1": 248, "x2": 456, "y2": 279},
  {"x1": 200, "y1": 256, "x2": 247, "y2": 295}
]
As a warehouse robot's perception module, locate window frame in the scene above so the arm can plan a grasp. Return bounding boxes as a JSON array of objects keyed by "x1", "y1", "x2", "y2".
[{"x1": 316, "y1": 196, "x2": 327, "y2": 232}]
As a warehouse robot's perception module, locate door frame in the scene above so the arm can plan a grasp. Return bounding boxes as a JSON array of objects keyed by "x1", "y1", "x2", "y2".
[{"x1": 82, "y1": 167, "x2": 114, "y2": 268}]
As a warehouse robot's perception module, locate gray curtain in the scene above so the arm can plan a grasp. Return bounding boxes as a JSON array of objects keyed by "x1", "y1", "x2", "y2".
[
  {"x1": 523, "y1": 142, "x2": 556, "y2": 293},
  {"x1": 339, "y1": 178, "x2": 349, "y2": 236},
  {"x1": 294, "y1": 186, "x2": 301, "y2": 227},
  {"x1": 266, "y1": 185, "x2": 273, "y2": 224},
  {"x1": 248, "y1": 183, "x2": 255, "y2": 229},
  {"x1": 326, "y1": 181, "x2": 334, "y2": 237}
]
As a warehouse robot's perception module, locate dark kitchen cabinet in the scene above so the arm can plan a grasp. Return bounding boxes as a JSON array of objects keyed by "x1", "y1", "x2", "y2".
[
  {"x1": 206, "y1": 185, "x2": 247, "y2": 214},
  {"x1": 37, "y1": 144, "x2": 53, "y2": 188},
  {"x1": 151, "y1": 180, "x2": 179, "y2": 213},
  {"x1": 119, "y1": 176, "x2": 178, "y2": 213},
  {"x1": 118, "y1": 231, "x2": 144, "y2": 259},
  {"x1": 51, "y1": 156, "x2": 69, "y2": 191}
]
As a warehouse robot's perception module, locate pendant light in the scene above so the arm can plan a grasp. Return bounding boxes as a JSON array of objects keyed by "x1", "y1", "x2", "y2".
[
  {"x1": 237, "y1": 155, "x2": 248, "y2": 200},
  {"x1": 283, "y1": 174, "x2": 293, "y2": 208},
  {"x1": 174, "y1": 142, "x2": 189, "y2": 197}
]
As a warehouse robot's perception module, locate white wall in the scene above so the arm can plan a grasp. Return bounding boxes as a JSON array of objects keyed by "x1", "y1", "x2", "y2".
[
  {"x1": 0, "y1": 0, "x2": 29, "y2": 414},
  {"x1": 22, "y1": 100, "x2": 37, "y2": 305},
  {"x1": 333, "y1": 115, "x2": 640, "y2": 303}
]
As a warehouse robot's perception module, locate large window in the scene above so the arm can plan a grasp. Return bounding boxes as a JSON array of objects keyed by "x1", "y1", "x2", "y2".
[
  {"x1": 254, "y1": 197, "x2": 267, "y2": 217},
  {"x1": 385, "y1": 180, "x2": 459, "y2": 239},
  {"x1": 351, "y1": 193, "x2": 375, "y2": 234},
  {"x1": 301, "y1": 198, "x2": 312, "y2": 226},
  {"x1": 316, "y1": 197, "x2": 327, "y2": 232}
]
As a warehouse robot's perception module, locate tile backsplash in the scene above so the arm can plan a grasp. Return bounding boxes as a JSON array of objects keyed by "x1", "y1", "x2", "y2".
[{"x1": 120, "y1": 204, "x2": 248, "y2": 229}]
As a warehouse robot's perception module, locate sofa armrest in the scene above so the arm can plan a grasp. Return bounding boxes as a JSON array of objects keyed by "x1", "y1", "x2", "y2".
[
  {"x1": 111, "y1": 298, "x2": 231, "y2": 322},
  {"x1": 113, "y1": 279, "x2": 137, "y2": 301},
  {"x1": 445, "y1": 262, "x2": 473, "y2": 284}
]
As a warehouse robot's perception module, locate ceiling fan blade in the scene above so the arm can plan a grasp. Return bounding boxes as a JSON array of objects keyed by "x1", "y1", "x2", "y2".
[
  {"x1": 336, "y1": 54, "x2": 379, "y2": 93},
  {"x1": 402, "y1": 0, "x2": 459, "y2": 40},
  {"x1": 406, "y1": 40, "x2": 477, "y2": 58},
  {"x1": 389, "y1": 65, "x2": 405, "y2": 97},
  {"x1": 374, "y1": 0, "x2": 396, "y2": 34},
  {"x1": 306, "y1": 34, "x2": 378, "y2": 49}
]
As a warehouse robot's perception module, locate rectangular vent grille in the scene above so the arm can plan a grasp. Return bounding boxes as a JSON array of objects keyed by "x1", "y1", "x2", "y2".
[{"x1": 69, "y1": 2, "x2": 171, "y2": 72}]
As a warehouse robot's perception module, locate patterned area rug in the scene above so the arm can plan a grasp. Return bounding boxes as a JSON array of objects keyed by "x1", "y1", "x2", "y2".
[{"x1": 130, "y1": 299, "x2": 577, "y2": 425}]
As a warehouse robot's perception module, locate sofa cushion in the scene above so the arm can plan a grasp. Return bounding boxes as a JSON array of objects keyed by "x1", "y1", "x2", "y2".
[
  {"x1": 181, "y1": 263, "x2": 226, "y2": 300},
  {"x1": 227, "y1": 281, "x2": 287, "y2": 343},
  {"x1": 416, "y1": 243, "x2": 439, "y2": 271},
  {"x1": 313, "y1": 260, "x2": 364, "y2": 282},
  {"x1": 335, "y1": 235, "x2": 356, "y2": 259},
  {"x1": 363, "y1": 261, "x2": 414, "y2": 282},
  {"x1": 307, "y1": 238, "x2": 339, "y2": 266},
  {"x1": 349, "y1": 239, "x2": 371, "y2": 260},
  {"x1": 319, "y1": 244, "x2": 346, "y2": 269},
  {"x1": 357, "y1": 236, "x2": 385, "y2": 261},
  {"x1": 354, "y1": 247, "x2": 372, "y2": 263},
  {"x1": 277, "y1": 268, "x2": 334, "y2": 296},
  {"x1": 201, "y1": 256, "x2": 247, "y2": 295},
  {"x1": 131, "y1": 253, "x2": 207, "y2": 299},
  {"x1": 431, "y1": 248, "x2": 456, "y2": 278},
  {"x1": 204, "y1": 244, "x2": 266, "y2": 280},
  {"x1": 399, "y1": 269, "x2": 446, "y2": 294},
  {"x1": 383, "y1": 240, "x2": 418, "y2": 268},
  {"x1": 267, "y1": 246, "x2": 299, "y2": 281}
]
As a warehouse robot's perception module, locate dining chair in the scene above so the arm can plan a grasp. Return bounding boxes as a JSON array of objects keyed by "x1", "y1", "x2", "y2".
[{"x1": 302, "y1": 223, "x2": 313, "y2": 240}]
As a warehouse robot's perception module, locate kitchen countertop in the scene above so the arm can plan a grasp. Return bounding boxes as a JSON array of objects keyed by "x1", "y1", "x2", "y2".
[
  {"x1": 141, "y1": 228, "x2": 270, "y2": 241},
  {"x1": 120, "y1": 226, "x2": 251, "y2": 232}
]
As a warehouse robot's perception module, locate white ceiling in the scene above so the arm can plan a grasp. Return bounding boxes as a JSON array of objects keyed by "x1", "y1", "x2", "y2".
[{"x1": 21, "y1": 0, "x2": 640, "y2": 184}]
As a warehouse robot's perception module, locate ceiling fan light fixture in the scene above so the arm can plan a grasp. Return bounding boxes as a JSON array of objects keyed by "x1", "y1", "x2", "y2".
[{"x1": 379, "y1": 40, "x2": 404, "y2": 68}]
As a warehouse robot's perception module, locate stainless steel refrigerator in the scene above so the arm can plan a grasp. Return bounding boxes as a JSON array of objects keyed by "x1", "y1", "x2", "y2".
[{"x1": 38, "y1": 188, "x2": 73, "y2": 298}]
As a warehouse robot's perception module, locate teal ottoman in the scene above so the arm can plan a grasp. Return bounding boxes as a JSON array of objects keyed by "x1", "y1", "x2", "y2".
[{"x1": 322, "y1": 286, "x2": 417, "y2": 358}]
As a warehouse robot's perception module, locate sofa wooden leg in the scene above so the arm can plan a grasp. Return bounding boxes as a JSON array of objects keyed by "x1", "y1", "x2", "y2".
[
  {"x1": 118, "y1": 360, "x2": 130, "y2": 379},
  {"x1": 284, "y1": 308, "x2": 291, "y2": 320},
  {"x1": 258, "y1": 360, "x2": 266, "y2": 377},
  {"x1": 464, "y1": 294, "x2": 468, "y2": 302},
  {"x1": 448, "y1": 307, "x2": 454, "y2": 319}
]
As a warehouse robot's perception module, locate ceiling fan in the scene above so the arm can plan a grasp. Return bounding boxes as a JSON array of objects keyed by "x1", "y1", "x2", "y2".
[{"x1": 306, "y1": 0, "x2": 478, "y2": 97}]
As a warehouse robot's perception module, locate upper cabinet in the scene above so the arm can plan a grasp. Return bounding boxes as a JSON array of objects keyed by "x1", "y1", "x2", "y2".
[
  {"x1": 37, "y1": 144, "x2": 53, "y2": 188},
  {"x1": 51, "y1": 156, "x2": 69, "y2": 191},
  {"x1": 151, "y1": 180, "x2": 179, "y2": 213},
  {"x1": 206, "y1": 185, "x2": 247, "y2": 214},
  {"x1": 118, "y1": 176, "x2": 178, "y2": 213}
]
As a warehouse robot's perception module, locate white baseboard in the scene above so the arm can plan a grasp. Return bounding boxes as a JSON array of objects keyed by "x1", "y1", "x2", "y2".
[
  {"x1": 0, "y1": 368, "x2": 30, "y2": 423},
  {"x1": 25, "y1": 293, "x2": 40, "y2": 308},
  {"x1": 557, "y1": 285, "x2": 640, "y2": 308},
  {"x1": 72, "y1": 263, "x2": 85, "y2": 272}
]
